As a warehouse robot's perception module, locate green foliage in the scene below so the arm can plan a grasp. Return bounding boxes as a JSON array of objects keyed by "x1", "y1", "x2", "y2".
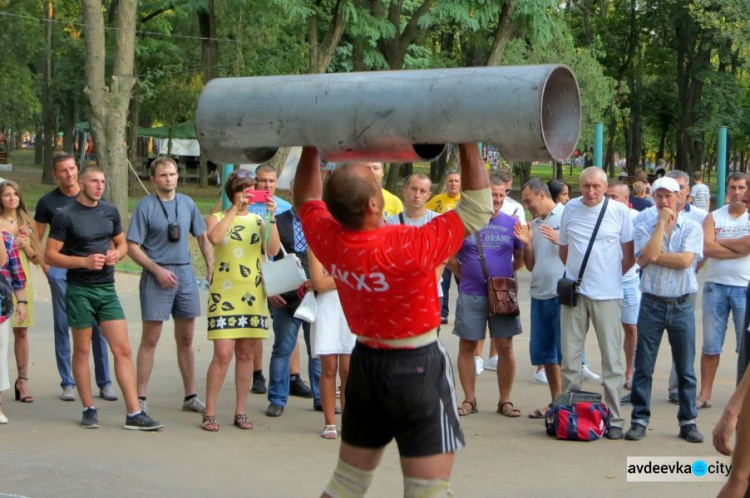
[{"x1": 2, "y1": 0, "x2": 747, "y2": 171}]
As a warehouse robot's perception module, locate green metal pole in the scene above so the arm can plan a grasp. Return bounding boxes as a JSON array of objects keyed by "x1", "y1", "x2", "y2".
[
  {"x1": 717, "y1": 126, "x2": 728, "y2": 208},
  {"x1": 221, "y1": 164, "x2": 234, "y2": 209},
  {"x1": 594, "y1": 123, "x2": 604, "y2": 168}
]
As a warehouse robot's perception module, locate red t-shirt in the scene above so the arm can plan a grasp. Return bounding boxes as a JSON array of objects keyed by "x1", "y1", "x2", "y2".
[{"x1": 300, "y1": 200, "x2": 465, "y2": 342}]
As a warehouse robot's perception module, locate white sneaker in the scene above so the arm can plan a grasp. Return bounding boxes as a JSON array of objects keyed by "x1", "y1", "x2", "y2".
[
  {"x1": 532, "y1": 369, "x2": 548, "y2": 385},
  {"x1": 474, "y1": 356, "x2": 484, "y2": 376},
  {"x1": 485, "y1": 355, "x2": 499, "y2": 371},
  {"x1": 582, "y1": 364, "x2": 601, "y2": 381}
]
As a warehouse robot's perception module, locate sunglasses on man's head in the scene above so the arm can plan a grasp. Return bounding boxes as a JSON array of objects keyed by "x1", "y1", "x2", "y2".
[{"x1": 234, "y1": 169, "x2": 254, "y2": 178}]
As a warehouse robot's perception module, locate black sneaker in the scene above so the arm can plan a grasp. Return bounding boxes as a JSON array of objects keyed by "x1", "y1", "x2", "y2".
[
  {"x1": 81, "y1": 408, "x2": 99, "y2": 429},
  {"x1": 620, "y1": 393, "x2": 631, "y2": 405},
  {"x1": 289, "y1": 377, "x2": 313, "y2": 398},
  {"x1": 668, "y1": 391, "x2": 680, "y2": 404},
  {"x1": 624, "y1": 424, "x2": 647, "y2": 440},
  {"x1": 251, "y1": 374, "x2": 267, "y2": 394},
  {"x1": 678, "y1": 424, "x2": 704, "y2": 443},
  {"x1": 124, "y1": 411, "x2": 164, "y2": 431},
  {"x1": 605, "y1": 427, "x2": 624, "y2": 440}
]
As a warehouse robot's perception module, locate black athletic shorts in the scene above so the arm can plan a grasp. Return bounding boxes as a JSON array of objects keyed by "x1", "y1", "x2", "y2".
[{"x1": 342, "y1": 340, "x2": 465, "y2": 458}]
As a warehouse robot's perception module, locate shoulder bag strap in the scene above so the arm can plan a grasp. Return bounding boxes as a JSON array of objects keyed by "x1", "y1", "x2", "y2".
[
  {"x1": 399, "y1": 212, "x2": 405, "y2": 225},
  {"x1": 155, "y1": 193, "x2": 178, "y2": 222},
  {"x1": 576, "y1": 197, "x2": 609, "y2": 285},
  {"x1": 474, "y1": 232, "x2": 491, "y2": 282}
]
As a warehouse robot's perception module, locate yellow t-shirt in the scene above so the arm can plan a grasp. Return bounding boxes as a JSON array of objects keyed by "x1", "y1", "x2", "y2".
[
  {"x1": 426, "y1": 193, "x2": 461, "y2": 214},
  {"x1": 382, "y1": 188, "x2": 404, "y2": 218}
]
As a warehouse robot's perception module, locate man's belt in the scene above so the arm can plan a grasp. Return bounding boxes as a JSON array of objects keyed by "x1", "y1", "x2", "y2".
[{"x1": 642, "y1": 292, "x2": 694, "y2": 304}]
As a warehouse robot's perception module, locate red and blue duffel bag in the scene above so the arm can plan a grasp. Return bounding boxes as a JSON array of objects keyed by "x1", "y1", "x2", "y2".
[{"x1": 545, "y1": 401, "x2": 611, "y2": 441}]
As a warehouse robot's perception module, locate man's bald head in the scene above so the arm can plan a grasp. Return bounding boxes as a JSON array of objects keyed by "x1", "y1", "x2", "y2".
[{"x1": 323, "y1": 164, "x2": 383, "y2": 230}]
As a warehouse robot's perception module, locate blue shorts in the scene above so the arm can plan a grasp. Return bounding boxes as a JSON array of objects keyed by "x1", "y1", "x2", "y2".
[
  {"x1": 452, "y1": 293, "x2": 522, "y2": 341},
  {"x1": 621, "y1": 277, "x2": 641, "y2": 325},
  {"x1": 139, "y1": 264, "x2": 201, "y2": 321},
  {"x1": 702, "y1": 282, "x2": 746, "y2": 355},
  {"x1": 529, "y1": 297, "x2": 561, "y2": 366}
]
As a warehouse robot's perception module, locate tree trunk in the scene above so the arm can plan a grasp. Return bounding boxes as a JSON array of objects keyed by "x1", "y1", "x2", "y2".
[
  {"x1": 63, "y1": 97, "x2": 75, "y2": 154},
  {"x1": 486, "y1": 0, "x2": 517, "y2": 66},
  {"x1": 34, "y1": 127, "x2": 44, "y2": 166},
  {"x1": 674, "y1": 10, "x2": 711, "y2": 175},
  {"x1": 81, "y1": 0, "x2": 138, "y2": 219},
  {"x1": 385, "y1": 162, "x2": 400, "y2": 192},
  {"x1": 373, "y1": 0, "x2": 433, "y2": 70},
  {"x1": 517, "y1": 161, "x2": 532, "y2": 186},
  {"x1": 127, "y1": 78, "x2": 141, "y2": 196},
  {"x1": 605, "y1": 115, "x2": 617, "y2": 174},
  {"x1": 42, "y1": 0, "x2": 55, "y2": 184},
  {"x1": 198, "y1": 0, "x2": 218, "y2": 188},
  {"x1": 309, "y1": 0, "x2": 349, "y2": 73},
  {"x1": 430, "y1": 152, "x2": 448, "y2": 184},
  {"x1": 657, "y1": 116, "x2": 669, "y2": 161}
]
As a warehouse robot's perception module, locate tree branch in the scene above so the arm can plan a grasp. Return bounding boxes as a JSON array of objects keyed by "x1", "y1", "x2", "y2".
[{"x1": 486, "y1": 0, "x2": 517, "y2": 66}]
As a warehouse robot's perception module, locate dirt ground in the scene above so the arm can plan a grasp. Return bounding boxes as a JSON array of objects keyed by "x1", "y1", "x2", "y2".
[{"x1": 0, "y1": 269, "x2": 733, "y2": 497}]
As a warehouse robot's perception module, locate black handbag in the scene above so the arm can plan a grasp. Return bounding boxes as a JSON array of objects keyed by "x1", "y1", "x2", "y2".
[{"x1": 557, "y1": 198, "x2": 608, "y2": 307}]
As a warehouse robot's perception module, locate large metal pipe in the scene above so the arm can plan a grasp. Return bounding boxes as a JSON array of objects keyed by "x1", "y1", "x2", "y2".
[{"x1": 196, "y1": 65, "x2": 581, "y2": 164}]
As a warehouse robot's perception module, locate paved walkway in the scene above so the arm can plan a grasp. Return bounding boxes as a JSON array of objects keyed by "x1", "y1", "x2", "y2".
[{"x1": 0, "y1": 268, "x2": 734, "y2": 497}]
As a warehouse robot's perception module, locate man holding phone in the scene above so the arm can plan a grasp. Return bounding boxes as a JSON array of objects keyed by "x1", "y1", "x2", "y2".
[
  {"x1": 248, "y1": 164, "x2": 313, "y2": 398},
  {"x1": 127, "y1": 157, "x2": 214, "y2": 413}
]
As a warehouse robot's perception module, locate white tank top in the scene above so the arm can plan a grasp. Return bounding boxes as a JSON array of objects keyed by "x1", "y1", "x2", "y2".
[{"x1": 706, "y1": 205, "x2": 750, "y2": 286}]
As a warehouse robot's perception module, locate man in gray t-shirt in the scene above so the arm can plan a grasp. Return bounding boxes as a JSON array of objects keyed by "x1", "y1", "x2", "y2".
[
  {"x1": 385, "y1": 174, "x2": 444, "y2": 300},
  {"x1": 126, "y1": 157, "x2": 214, "y2": 413}
]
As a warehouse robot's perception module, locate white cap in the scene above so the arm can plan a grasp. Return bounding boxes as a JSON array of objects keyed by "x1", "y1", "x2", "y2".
[{"x1": 651, "y1": 177, "x2": 680, "y2": 193}]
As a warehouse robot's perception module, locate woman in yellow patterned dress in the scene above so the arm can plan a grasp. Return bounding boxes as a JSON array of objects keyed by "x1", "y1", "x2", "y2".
[
  {"x1": 202, "y1": 172, "x2": 280, "y2": 431},
  {"x1": 0, "y1": 181, "x2": 42, "y2": 403}
]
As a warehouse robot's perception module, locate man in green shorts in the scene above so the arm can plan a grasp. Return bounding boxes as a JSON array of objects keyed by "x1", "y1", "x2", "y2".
[{"x1": 44, "y1": 166, "x2": 163, "y2": 431}]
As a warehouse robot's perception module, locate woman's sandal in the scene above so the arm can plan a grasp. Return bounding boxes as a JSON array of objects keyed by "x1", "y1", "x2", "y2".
[
  {"x1": 497, "y1": 401, "x2": 521, "y2": 418},
  {"x1": 14, "y1": 377, "x2": 34, "y2": 403},
  {"x1": 234, "y1": 413, "x2": 254, "y2": 430},
  {"x1": 201, "y1": 413, "x2": 219, "y2": 432},
  {"x1": 457, "y1": 399, "x2": 478, "y2": 416},
  {"x1": 322, "y1": 424, "x2": 338, "y2": 439}
]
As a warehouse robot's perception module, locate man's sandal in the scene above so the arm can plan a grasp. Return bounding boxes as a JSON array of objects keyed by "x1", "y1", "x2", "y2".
[
  {"x1": 498, "y1": 401, "x2": 521, "y2": 418},
  {"x1": 234, "y1": 413, "x2": 254, "y2": 430},
  {"x1": 457, "y1": 399, "x2": 478, "y2": 416},
  {"x1": 322, "y1": 425, "x2": 338, "y2": 439},
  {"x1": 201, "y1": 413, "x2": 219, "y2": 432}
]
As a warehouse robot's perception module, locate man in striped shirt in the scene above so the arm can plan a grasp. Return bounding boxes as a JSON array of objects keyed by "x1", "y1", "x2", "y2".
[{"x1": 625, "y1": 177, "x2": 704, "y2": 443}]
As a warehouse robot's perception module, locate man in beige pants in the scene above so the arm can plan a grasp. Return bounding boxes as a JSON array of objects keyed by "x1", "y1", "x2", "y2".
[{"x1": 558, "y1": 167, "x2": 635, "y2": 440}]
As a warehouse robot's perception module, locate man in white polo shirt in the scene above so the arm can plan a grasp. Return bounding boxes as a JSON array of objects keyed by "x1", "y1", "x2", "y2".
[
  {"x1": 697, "y1": 172, "x2": 750, "y2": 409},
  {"x1": 558, "y1": 167, "x2": 635, "y2": 440}
]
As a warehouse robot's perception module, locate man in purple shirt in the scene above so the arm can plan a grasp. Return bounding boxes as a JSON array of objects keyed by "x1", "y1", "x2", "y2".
[{"x1": 448, "y1": 176, "x2": 524, "y2": 417}]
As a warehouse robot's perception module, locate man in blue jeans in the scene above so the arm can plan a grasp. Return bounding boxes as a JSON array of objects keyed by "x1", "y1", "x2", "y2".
[
  {"x1": 34, "y1": 153, "x2": 115, "y2": 402},
  {"x1": 265, "y1": 187, "x2": 322, "y2": 417},
  {"x1": 697, "y1": 172, "x2": 750, "y2": 409},
  {"x1": 625, "y1": 177, "x2": 704, "y2": 443},
  {"x1": 515, "y1": 179, "x2": 564, "y2": 418}
]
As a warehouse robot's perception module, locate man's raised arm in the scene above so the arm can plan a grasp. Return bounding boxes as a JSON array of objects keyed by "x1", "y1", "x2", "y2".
[
  {"x1": 293, "y1": 146, "x2": 322, "y2": 212},
  {"x1": 455, "y1": 144, "x2": 493, "y2": 236}
]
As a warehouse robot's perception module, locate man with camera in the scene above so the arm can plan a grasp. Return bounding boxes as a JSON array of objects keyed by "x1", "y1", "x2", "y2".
[{"x1": 127, "y1": 157, "x2": 214, "y2": 413}]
